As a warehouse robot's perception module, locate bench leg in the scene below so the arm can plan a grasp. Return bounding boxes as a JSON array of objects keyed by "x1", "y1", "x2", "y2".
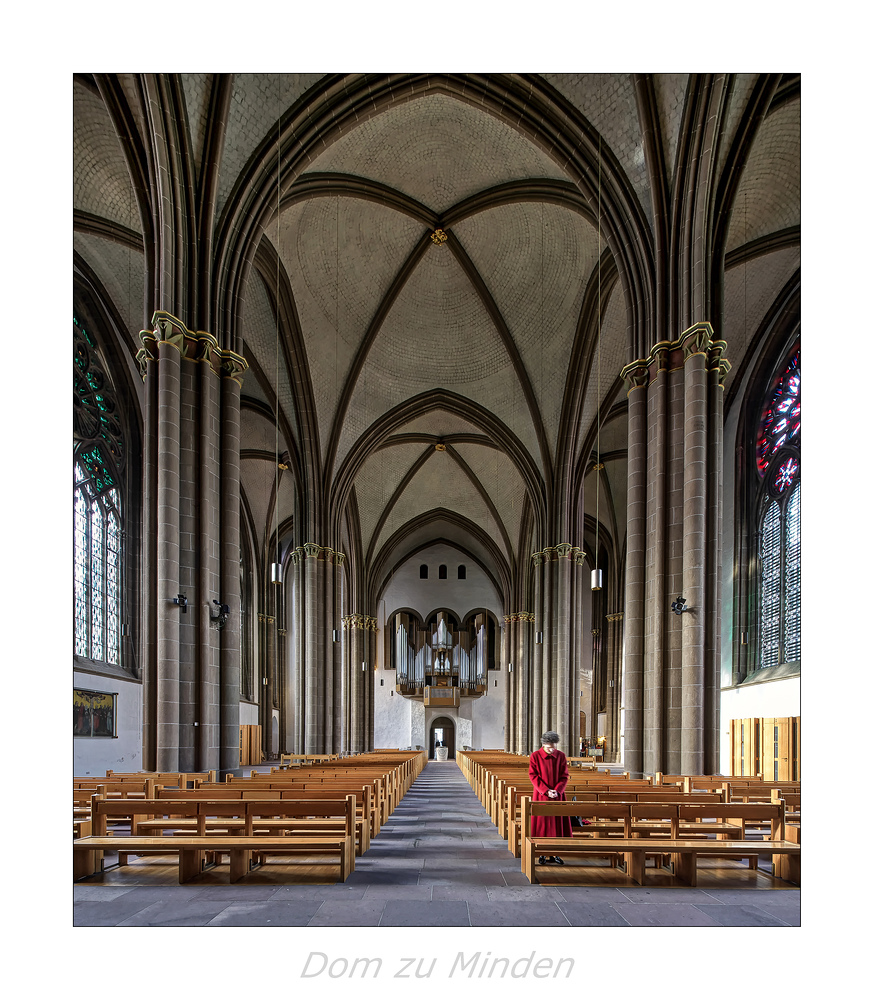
[
  {"x1": 626, "y1": 849, "x2": 645, "y2": 885},
  {"x1": 179, "y1": 849, "x2": 203, "y2": 883},
  {"x1": 672, "y1": 852, "x2": 697, "y2": 886},
  {"x1": 523, "y1": 841, "x2": 535, "y2": 884},
  {"x1": 73, "y1": 849, "x2": 98, "y2": 880},
  {"x1": 780, "y1": 853, "x2": 800, "y2": 885},
  {"x1": 229, "y1": 849, "x2": 249, "y2": 883}
]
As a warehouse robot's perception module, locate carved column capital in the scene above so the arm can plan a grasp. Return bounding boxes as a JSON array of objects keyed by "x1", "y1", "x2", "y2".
[{"x1": 135, "y1": 310, "x2": 249, "y2": 386}]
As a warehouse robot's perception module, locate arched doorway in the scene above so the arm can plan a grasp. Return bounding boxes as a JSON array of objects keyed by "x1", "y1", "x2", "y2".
[{"x1": 429, "y1": 716, "x2": 456, "y2": 759}]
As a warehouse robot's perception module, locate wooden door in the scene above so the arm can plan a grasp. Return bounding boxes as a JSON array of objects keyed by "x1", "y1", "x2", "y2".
[
  {"x1": 762, "y1": 717, "x2": 777, "y2": 780},
  {"x1": 732, "y1": 718, "x2": 753, "y2": 776}
]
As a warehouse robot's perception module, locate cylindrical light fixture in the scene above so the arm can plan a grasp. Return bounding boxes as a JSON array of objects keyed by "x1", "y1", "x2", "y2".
[
  {"x1": 361, "y1": 661, "x2": 367, "y2": 672},
  {"x1": 271, "y1": 562, "x2": 282, "y2": 585},
  {"x1": 591, "y1": 568, "x2": 603, "y2": 591},
  {"x1": 508, "y1": 662, "x2": 513, "y2": 673}
]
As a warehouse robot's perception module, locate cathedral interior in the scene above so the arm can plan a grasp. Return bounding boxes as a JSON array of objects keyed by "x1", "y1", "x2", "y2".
[{"x1": 72, "y1": 72, "x2": 802, "y2": 781}]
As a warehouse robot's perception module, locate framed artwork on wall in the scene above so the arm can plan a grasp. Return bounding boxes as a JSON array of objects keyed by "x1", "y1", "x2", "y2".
[{"x1": 74, "y1": 689, "x2": 117, "y2": 738}]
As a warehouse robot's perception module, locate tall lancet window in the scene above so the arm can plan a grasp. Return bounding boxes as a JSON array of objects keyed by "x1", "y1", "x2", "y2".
[
  {"x1": 756, "y1": 349, "x2": 800, "y2": 669},
  {"x1": 74, "y1": 317, "x2": 125, "y2": 665}
]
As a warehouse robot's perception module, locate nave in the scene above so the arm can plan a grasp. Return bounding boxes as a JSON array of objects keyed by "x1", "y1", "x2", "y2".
[{"x1": 73, "y1": 761, "x2": 799, "y2": 927}]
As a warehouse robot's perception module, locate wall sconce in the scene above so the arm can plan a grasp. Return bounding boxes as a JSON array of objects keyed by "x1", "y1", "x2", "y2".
[
  {"x1": 671, "y1": 596, "x2": 690, "y2": 616},
  {"x1": 172, "y1": 594, "x2": 188, "y2": 614},
  {"x1": 508, "y1": 662, "x2": 513, "y2": 673},
  {"x1": 361, "y1": 661, "x2": 367, "y2": 672},
  {"x1": 591, "y1": 569, "x2": 603, "y2": 591},
  {"x1": 741, "y1": 631, "x2": 749, "y2": 645},
  {"x1": 210, "y1": 600, "x2": 230, "y2": 630},
  {"x1": 535, "y1": 631, "x2": 543, "y2": 644},
  {"x1": 333, "y1": 629, "x2": 340, "y2": 643}
]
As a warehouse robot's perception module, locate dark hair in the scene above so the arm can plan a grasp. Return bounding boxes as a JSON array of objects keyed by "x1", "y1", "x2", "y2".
[{"x1": 540, "y1": 731, "x2": 560, "y2": 744}]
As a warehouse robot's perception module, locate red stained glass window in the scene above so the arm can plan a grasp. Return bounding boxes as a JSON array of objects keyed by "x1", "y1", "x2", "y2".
[{"x1": 756, "y1": 351, "x2": 800, "y2": 478}]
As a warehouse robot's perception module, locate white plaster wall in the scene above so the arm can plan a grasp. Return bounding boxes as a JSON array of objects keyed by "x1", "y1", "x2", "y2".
[
  {"x1": 239, "y1": 701, "x2": 259, "y2": 725},
  {"x1": 373, "y1": 666, "x2": 414, "y2": 747},
  {"x1": 377, "y1": 543, "x2": 503, "y2": 628},
  {"x1": 719, "y1": 676, "x2": 801, "y2": 773},
  {"x1": 74, "y1": 671, "x2": 143, "y2": 776}
]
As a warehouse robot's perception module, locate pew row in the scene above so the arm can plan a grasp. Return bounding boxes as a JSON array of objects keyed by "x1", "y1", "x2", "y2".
[
  {"x1": 519, "y1": 797, "x2": 800, "y2": 887},
  {"x1": 73, "y1": 794, "x2": 356, "y2": 883}
]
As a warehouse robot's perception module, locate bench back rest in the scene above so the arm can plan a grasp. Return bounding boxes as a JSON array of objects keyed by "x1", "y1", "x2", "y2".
[{"x1": 90, "y1": 794, "x2": 356, "y2": 837}]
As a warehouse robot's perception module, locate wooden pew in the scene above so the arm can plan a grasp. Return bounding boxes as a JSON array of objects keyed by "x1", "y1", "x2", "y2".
[
  {"x1": 74, "y1": 794, "x2": 356, "y2": 883},
  {"x1": 504, "y1": 787, "x2": 729, "y2": 857},
  {"x1": 104, "y1": 770, "x2": 216, "y2": 788},
  {"x1": 154, "y1": 785, "x2": 373, "y2": 855},
  {"x1": 519, "y1": 797, "x2": 800, "y2": 887}
]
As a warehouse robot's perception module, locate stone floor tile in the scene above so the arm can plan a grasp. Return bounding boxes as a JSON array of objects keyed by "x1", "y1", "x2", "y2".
[
  {"x1": 501, "y1": 870, "x2": 536, "y2": 885},
  {"x1": 380, "y1": 900, "x2": 470, "y2": 926},
  {"x1": 206, "y1": 900, "x2": 323, "y2": 926},
  {"x1": 362, "y1": 884, "x2": 433, "y2": 899},
  {"x1": 73, "y1": 886, "x2": 136, "y2": 901},
  {"x1": 485, "y1": 885, "x2": 564, "y2": 901},
  {"x1": 307, "y1": 898, "x2": 388, "y2": 925},
  {"x1": 259, "y1": 886, "x2": 366, "y2": 902},
  {"x1": 556, "y1": 886, "x2": 630, "y2": 901},
  {"x1": 74, "y1": 896, "x2": 159, "y2": 926},
  {"x1": 617, "y1": 886, "x2": 727, "y2": 903},
  {"x1": 468, "y1": 901, "x2": 570, "y2": 926},
  {"x1": 698, "y1": 887, "x2": 800, "y2": 904},
  {"x1": 612, "y1": 902, "x2": 721, "y2": 926},
  {"x1": 430, "y1": 884, "x2": 495, "y2": 901},
  {"x1": 179, "y1": 885, "x2": 281, "y2": 901},
  {"x1": 114, "y1": 898, "x2": 235, "y2": 926},
  {"x1": 693, "y1": 904, "x2": 794, "y2": 926},
  {"x1": 557, "y1": 902, "x2": 634, "y2": 926}
]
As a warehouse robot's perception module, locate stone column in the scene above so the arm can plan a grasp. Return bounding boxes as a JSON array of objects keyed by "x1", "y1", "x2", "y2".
[
  {"x1": 605, "y1": 612, "x2": 624, "y2": 759},
  {"x1": 259, "y1": 611, "x2": 276, "y2": 758},
  {"x1": 620, "y1": 323, "x2": 730, "y2": 774},
  {"x1": 531, "y1": 552, "x2": 544, "y2": 745},
  {"x1": 135, "y1": 311, "x2": 247, "y2": 774},
  {"x1": 155, "y1": 335, "x2": 181, "y2": 771},
  {"x1": 291, "y1": 547, "x2": 305, "y2": 752},
  {"x1": 218, "y1": 346, "x2": 245, "y2": 774},
  {"x1": 344, "y1": 613, "x2": 377, "y2": 752},
  {"x1": 623, "y1": 366, "x2": 647, "y2": 774}
]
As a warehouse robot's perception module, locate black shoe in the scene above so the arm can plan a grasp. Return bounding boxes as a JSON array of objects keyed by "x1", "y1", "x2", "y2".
[
  {"x1": 538, "y1": 856, "x2": 548, "y2": 865},
  {"x1": 551, "y1": 856, "x2": 564, "y2": 865}
]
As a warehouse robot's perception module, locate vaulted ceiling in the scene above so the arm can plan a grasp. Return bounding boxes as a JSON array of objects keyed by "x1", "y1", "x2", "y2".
[{"x1": 72, "y1": 73, "x2": 801, "y2": 604}]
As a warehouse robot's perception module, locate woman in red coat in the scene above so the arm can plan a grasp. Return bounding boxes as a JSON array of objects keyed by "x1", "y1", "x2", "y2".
[{"x1": 528, "y1": 730, "x2": 570, "y2": 865}]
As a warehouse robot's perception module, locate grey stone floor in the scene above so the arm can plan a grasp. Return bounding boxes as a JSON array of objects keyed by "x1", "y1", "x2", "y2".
[{"x1": 73, "y1": 760, "x2": 800, "y2": 927}]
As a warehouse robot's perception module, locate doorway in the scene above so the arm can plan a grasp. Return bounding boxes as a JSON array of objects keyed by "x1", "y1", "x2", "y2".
[{"x1": 429, "y1": 717, "x2": 456, "y2": 759}]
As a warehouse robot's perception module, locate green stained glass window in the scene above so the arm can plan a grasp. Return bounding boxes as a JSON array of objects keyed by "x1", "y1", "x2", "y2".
[{"x1": 74, "y1": 316, "x2": 124, "y2": 666}]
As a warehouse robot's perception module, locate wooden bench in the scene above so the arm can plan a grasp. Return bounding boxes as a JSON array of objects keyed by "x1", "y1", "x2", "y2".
[
  {"x1": 74, "y1": 794, "x2": 355, "y2": 883},
  {"x1": 155, "y1": 785, "x2": 373, "y2": 855},
  {"x1": 213, "y1": 776, "x2": 386, "y2": 835},
  {"x1": 520, "y1": 797, "x2": 800, "y2": 887},
  {"x1": 505, "y1": 788, "x2": 729, "y2": 857}
]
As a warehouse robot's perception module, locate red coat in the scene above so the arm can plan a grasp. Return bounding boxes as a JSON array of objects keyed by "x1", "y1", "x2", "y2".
[{"x1": 528, "y1": 747, "x2": 572, "y2": 837}]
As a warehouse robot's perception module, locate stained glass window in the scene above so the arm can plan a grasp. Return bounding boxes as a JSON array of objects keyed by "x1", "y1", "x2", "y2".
[
  {"x1": 755, "y1": 350, "x2": 800, "y2": 669},
  {"x1": 74, "y1": 317, "x2": 124, "y2": 666},
  {"x1": 756, "y1": 350, "x2": 800, "y2": 478}
]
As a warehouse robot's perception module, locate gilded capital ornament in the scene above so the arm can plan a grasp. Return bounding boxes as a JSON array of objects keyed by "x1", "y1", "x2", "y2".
[{"x1": 135, "y1": 310, "x2": 249, "y2": 386}]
